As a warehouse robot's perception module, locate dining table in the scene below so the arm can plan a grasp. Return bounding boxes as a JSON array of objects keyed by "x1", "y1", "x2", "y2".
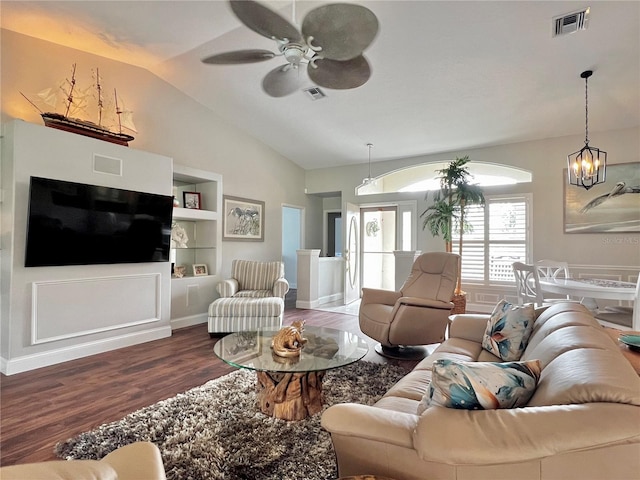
[{"x1": 538, "y1": 277, "x2": 638, "y2": 329}]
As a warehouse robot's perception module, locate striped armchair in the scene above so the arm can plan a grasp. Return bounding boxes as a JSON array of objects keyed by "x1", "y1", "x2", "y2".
[{"x1": 208, "y1": 260, "x2": 289, "y2": 334}]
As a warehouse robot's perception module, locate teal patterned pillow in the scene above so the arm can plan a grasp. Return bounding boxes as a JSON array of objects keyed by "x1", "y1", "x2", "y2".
[
  {"x1": 418, "y1": 359, "x2": 541, "y2": 412},
  {"x1": 482, "y1": 300, "x2": 535, "y2": 361}
]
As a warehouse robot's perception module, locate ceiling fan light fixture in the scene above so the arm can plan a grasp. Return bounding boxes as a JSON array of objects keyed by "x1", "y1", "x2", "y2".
[
  {"x1": 280, "y1": 43, "x2": 308, "y2": 66},
  {"x1": 567, "y1": 70, "x2": 607, "y2": 190},
  {"x1": 203, "y1": 0, "x2": 379, "y2": 98}
]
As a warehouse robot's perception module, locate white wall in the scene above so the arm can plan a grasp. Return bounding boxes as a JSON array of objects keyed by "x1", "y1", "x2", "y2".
[
  {"x1": 305, "y1": 127, "x2": 640, "y2": 310},
  {"x1": 1, "y1": 121, "x2": 173, "y2": 374},
  {"x1": 0, "y1": 29, "x2": 323, "y2": 372},
  {"x1": 0, "y1": 29, "x2": 315, "y2": 282}
]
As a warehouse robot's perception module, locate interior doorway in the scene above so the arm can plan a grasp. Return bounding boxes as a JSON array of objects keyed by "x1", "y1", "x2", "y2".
[
  {"x1": 326, "y1": 211, "x2": 342, "y2": 257},
  {"x1": 282, "y1": 205, "x2": 304, "y2": 288}
]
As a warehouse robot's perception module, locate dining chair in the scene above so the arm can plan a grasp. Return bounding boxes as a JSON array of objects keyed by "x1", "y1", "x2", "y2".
[
  {"x1": 535, "y1": 259, "x2": 580, "y2": 301},
  {"x1": 512, "y1": 262, "x2": 573, "y2": 307},
  {"x1": 594, "y1": 276, "x2": 640, "y2": 330},
  {"x1": 512, "y1": 262, "x2": 543, "y2": 305}
]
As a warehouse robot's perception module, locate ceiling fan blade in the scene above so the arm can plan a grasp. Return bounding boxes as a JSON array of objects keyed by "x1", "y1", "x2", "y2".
[
  {"x1": 301, "y1": 4, "x2": 379, "y2": 61},
  {"x1": 201, "y1": 49, "x2": 276, "y2": 64},
  {"x1": 308, "y1": 56, "x2": 371, "y2": 90},
  {"x1": 262, "y1": 64, "x2": 305, "y2": 97},
  {"x1": 230, "y1": 0, "x2": 302, "y2": 43}
]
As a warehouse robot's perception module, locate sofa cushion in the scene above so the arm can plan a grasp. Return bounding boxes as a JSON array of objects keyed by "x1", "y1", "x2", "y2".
[
  {"x1": 418, "y1": 359, "x2": 541, "y2": 413},
  {"x1": 482, "y1": 300, "x2": 535, "y2": 361},
  {"x1": 383, "y1": 369, "x2": 432, "y2": 401},
  {"x1": 527, "y1": 348, "x2": 640, "y2": 407},
  {"x1": 520, "y1": 325, "x2": 613, "y2": 367}
]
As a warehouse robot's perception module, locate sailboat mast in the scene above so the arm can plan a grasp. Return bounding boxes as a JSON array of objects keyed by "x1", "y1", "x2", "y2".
[
  {"x1": 96, "y1": 68, "x2": 103, "y2": 127},
  {"x1": 114, "y1": 88, "x2": 123, "y2": 134},
  {"x1": 63, "y1": 63, "x2": 77, "y2": 118}
]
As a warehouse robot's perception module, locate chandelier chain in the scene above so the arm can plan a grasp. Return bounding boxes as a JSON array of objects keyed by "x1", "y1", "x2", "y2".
[{"x1": 584, "y1": 75, "x2": 589, "y2": 145}]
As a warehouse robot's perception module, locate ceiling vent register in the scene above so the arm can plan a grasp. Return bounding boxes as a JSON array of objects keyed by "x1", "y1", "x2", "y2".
[
  {"x1": 304, "y1": 87, "x2": 326, "y2": 100},
  {"x1": 553, "y1": 8, "x2": 590, "y2": 37}
]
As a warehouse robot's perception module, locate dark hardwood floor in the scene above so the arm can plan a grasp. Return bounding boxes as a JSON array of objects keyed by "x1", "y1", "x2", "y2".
[{"x1": 0, "y1": 299, "x2": 417, "y2": 466}]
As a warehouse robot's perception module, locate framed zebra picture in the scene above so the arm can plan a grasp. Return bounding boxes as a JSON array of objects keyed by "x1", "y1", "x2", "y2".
[{"x1": 222, "y1": 195, "x2": 265, "y2": 241}]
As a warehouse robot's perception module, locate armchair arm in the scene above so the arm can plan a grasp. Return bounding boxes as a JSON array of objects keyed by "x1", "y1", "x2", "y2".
[
  {"x1": 361, "y1": 287, "x2": 402, "y2": 307},
  {"x1": 397, "y1": 296, "x2": 453, "y2": 310},
  {"x1": 216, "y1": 279, "x2": 238, "y2": 297},
  {"x1": 272, "y1": 277, "x2": 290, "y2": 299}
]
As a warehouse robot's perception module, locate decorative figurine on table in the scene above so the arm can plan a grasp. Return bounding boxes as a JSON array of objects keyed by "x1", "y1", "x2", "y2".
[{"x1": 271, "y1": 320, "x2": 307, "y2": 358}]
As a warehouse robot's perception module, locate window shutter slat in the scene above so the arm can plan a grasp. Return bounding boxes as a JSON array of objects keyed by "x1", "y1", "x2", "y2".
[{"x1": 453, "y1": 195, "x2": 529, "y2": 285}]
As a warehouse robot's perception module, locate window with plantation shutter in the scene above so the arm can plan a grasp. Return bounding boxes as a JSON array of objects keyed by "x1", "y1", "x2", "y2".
[{"x1": 452, "y1": 194, "x2": 531, "y2": 285}]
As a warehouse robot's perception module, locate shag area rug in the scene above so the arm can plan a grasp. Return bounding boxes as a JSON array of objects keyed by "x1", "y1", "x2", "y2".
[{"x1": 55, "y1": 361, "x2": 409, "y2": 480}]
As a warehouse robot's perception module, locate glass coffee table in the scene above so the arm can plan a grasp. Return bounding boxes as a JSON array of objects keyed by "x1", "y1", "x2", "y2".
[{"x1": 213, "y1": 326, "x2": 368, "y2": 420}]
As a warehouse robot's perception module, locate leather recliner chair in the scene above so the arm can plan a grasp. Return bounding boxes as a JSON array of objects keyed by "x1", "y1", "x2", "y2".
[{"x1": 359, "y1": 251, "x2": 460, "y2": 359}]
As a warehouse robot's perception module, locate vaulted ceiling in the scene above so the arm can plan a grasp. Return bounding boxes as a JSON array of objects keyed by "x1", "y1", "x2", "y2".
[{"x1": 2, "y1": 1, "x2": 639, "y2": 169}]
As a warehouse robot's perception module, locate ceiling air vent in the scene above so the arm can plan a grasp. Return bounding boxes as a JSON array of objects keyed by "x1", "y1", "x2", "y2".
[
  {"x1": 553, "y1": 7, "x2": 590, "y2": 37},
  {"x1": 303, "y1": 87, "x2": 326, "y2": 101}
]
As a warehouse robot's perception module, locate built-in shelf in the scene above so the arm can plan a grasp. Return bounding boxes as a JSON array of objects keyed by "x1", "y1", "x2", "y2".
[
  {"x1": 170, "y1": 164, "x2": 222, "y2": 328},
  {"x1": 172, "y1": 207, "x2": 218, "y2": 221}
]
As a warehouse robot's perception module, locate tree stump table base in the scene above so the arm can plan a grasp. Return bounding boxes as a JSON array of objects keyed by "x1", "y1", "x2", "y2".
[{"x1": 256, "y1": 370, "x2": 325, "y2": 420}]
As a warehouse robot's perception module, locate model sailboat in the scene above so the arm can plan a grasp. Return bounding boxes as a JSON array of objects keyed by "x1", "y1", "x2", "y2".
[{"x1": 21, "y1": 64, "x2": 136, "y2": 146}]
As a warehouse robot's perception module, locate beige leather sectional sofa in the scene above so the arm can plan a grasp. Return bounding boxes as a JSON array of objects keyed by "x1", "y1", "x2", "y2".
[
  {"x1": 322, "y1": 302, "x2": 640, "y2": 480},
  {"x1": 0, "y1": 442, "x2": 166, "y2": 480}
]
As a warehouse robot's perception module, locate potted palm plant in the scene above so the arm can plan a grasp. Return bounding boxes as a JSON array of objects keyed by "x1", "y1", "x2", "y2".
[{"x1": 420, "y1": 156, "x2": 485, "y2": 313}]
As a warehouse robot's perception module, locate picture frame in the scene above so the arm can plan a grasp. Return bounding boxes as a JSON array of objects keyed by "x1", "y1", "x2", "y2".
[
  {"x1": 192, "y1": 264, "x2": 208, "y2": 276},
  {"x1": 223, "y1": 195, "x2": 265, "y2": 241},
  {"x1": 564, "y1": 162, "x2": 640, "y2": 233},
  {"x1": 183, "y1": 191, "x2": 201, "y2": 209}
]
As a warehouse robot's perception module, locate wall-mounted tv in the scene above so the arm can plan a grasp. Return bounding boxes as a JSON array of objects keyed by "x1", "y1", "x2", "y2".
[{"x1": 25, "y1": 176, "x2": 174, "y2": 267}]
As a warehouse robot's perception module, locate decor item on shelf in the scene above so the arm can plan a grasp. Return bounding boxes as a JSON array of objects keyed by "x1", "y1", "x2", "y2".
[
  {"x1": 223, "y1": 195, "x2": 265, "y2": 241},
  {"x1": 170, "y1": 222, "x2": 188, "y2": 248},
  {"x1": 271, "y1": 319, "x2": 307, "y2": 358},
  {"x1": 183, "y1": 191, "x2": 201, "y2": 209},
  {"x1": 20, "y1": 63, "x2": 136, "y2": 146},
  {"x1": 567, "y1": 70, "x2": 607, "y2": 190},
  {"x1": 192, "y1": 264, "x2": 208, "y2": 276},
  {"x1": 173, "y1": 265, "x2": 186, "y2": 278},
  {"x1": 564, "y1": 162, "x2": 640, "y2": 233},
  {"x1": 201, "y1": 0, "x2": 379, "y2": 97},
  {"x1": 420, "y1": 156, "x2": 485, "y2": 313},
  {"x1": 173, "y1": 196, "x2": 180, "y2": 207}
]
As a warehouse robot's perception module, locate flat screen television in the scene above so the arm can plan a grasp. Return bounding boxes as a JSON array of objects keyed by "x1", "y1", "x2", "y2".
[{"x1": 25, "y1": 176, "x2": 174, "y2": 267}]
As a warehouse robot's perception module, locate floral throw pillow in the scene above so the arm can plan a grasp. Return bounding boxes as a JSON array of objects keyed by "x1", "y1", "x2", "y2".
[
  {"x1": 482, "y1": 300, "x2": 535, "y2": 361},
  {"x1": 418, "y1": 359, "x2": 541, "y2": 413}
]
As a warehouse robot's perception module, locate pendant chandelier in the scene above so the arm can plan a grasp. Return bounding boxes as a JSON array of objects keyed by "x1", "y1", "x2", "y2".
[{"x1": 567, "y1": 70, "x2": 607, "y2": 190}]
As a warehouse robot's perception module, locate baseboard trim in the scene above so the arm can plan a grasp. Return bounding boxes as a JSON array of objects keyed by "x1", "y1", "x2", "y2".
[
  {"x1": 319, "y1": 293, "x2": 343, "y2": 305},
  {"x1": 0, "y1": 326, "x2": 172, "y2": 376},
  {"x1": 170, "y1": 313, "x2": 207, "y2": 330},
  {"x1": 296, "y1": 293, "x2": 344, "y2": 310},
  {"x1": 296, "y1": 300, "x2": 318, "y2": 309}
]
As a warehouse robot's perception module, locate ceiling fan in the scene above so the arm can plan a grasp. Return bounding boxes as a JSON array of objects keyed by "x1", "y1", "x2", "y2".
[{"x1": 201, "y1": 0, "x2": 379, "y2": 97}]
